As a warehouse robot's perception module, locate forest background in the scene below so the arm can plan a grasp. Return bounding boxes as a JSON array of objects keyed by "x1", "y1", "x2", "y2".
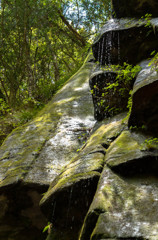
[{"x1": 0, "y1": 0, "x2": 111, "y2": 145}]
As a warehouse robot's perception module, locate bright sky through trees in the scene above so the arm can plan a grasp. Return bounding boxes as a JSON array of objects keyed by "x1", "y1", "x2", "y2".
[{"x1": 0, "y1": 0, "x2": 111, "y2": 111}]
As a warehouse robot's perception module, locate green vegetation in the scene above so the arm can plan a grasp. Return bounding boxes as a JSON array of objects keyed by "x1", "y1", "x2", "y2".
[
  {"x1": 149, "y1": 50, "x2": 158, "y2": 71},
  {"x1": 92, "y1": 63, "x2": 141, "y2": 117},
  {"x1": 0, "y1": 0, "x2": 111, "y2": 110},
  {"x1": 0, "y1": 0, "x2": 111, "y2": 145},
  {"x1": 43, "y1": 222, "x2": 52, "y2": 233},
  {"x1": 144, "y1": 137, "x2": 158, "y2": 150}
]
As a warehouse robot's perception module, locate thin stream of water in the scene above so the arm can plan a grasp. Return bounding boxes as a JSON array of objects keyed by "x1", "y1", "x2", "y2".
[{"x1": 66, "y1": 186, "x2": 73, "y2": 228}]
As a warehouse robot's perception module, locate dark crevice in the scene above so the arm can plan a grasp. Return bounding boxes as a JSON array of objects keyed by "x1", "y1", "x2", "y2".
[
  {"x1": 79, "y1": 210, "x2": 102, "y2": 240},
  {"x1": 41, "y1": 175, "x2": 100, "y2": 240},
  {"x1": 88, "y1": 149, "x2": 106, "y2": 155},
  {"x1": 101, "y1": 143, "x2": 109, "y2": 149},
  {"x1": 0, "y1": 183, "x2": 48, "y2": 240},
  {"x1": 109, "y1": 155, "x2": 158, "y2": 178},
  {"x1": 128, "y1": 81, "x2": 158, "y2": 136}
]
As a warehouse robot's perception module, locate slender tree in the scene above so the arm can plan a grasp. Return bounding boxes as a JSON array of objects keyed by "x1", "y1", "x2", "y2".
[{"x1": 0, "y1": 0, "x2": 111, "y2": 108}]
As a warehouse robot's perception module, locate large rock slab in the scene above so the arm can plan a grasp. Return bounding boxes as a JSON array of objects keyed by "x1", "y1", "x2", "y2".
[
  {"x1": 0, "y1": 56, "x2": 95, "y2": 240},
  {"x1": 111, "y1": 0, "x2": 158, "y2": 18},
  {"x1": 40, "y1": 113, "x2": 126, "y2": 240},
  {"x1": 79, "y1": 129, "x2": 158, "y2": 240},
  {"x1": 128, "y1": 59, "x2": 158, "y2": 135},
  {"x1": 92, "y1": 18, "x2": 158, "y2": 65},
  {"x1": 0, "y1": 56, "x2": 95, "y2": 190},
  {"x1": 80, "y1": 166, "x2": 158, "y2": 240},
  {"x1": 79, "y1": 130, "x2": 158, "y2": 240},
  {"x1": 106, "y1": 130, "x2": 158, "y2": 173}
]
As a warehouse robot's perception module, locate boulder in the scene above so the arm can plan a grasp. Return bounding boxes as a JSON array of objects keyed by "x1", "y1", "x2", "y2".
[
  {"x1": 0, "y1": 55, "x2": 95, "y2": 240},
  {"x1": 92, "y1": 18, "x2": 158, "y2": 65},
  {"x1": 128, "y1": 59, "x2": 158, "y2": 135},
  {"x1": 106, "y1": 130, "x2": 158, "y2": 173},
  {"x1": 40, "y1": 113, "x2": 126, "y2": 240},
  {"x1": 80, "y1": 166, "x2": 158, "y2": 240},
  {"x1": 79, "y1": 130, "x2": 158, "y2": 240},
  {"x1": 111, "y1": 0, "x2": 158, "y2": 18}
]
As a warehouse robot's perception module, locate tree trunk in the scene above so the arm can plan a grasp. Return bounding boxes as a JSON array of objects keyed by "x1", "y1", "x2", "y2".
[{"x1": 57, "y1": 9, "x2": 86, "y2": 47}]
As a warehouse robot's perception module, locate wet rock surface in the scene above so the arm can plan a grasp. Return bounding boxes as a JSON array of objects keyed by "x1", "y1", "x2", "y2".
[
  {"x1": 0, "y1": 58, "x2": 95, "y2": 188},
  {"x1": 80, "y1": 164, "x2": 158, "y2": 240},
  {"x1": 106, "y1": 130, "x2": 158, "y2": 172},
  {"x1": 79, "y1": 128, "x2": 158, "y2": 240},
  {"x1": 92, "y1": 18, "x2": 158, "y2": 65},
  {"x1": 0, "y1": 1, "x2": 158, "y2": 240},
  {"x1": 0, "y1": 57, "x2": 95, "y2": 240},
  {"x1": 40, "y1": 113, "x2": 126, "y2": 240}
]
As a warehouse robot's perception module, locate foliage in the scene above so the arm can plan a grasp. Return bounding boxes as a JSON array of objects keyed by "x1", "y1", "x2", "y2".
[
  {"x1": 0, "y1": 98, "x2": 10, "y2": 115},
  {"x1": 148, "y1": 50, "x2": 158, "y2": 71},
  {"x1": 141, "y1": 137, "x2": 158, "y2": 151},
  {"x1": 0, "y1": 0, "x2": 111, "y2": 111},
  {"x1": 0, "y1": 0, "x2": 111, "y2": 145},
  {"x1": 140, "y1": 13, "x2": 152, "y2": 28},
  {"x1": 144, "y1": 137, "x2": 158, "y2": 145},
  {"x1": 43, "y1": 222, "x2": 52, "y2": 233},
  {"x1": 92, "y1": 63, "x2": 141, "y2": 117}
]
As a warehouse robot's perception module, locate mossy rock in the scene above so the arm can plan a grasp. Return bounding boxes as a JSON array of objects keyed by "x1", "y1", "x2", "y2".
[
  {"x1": 40, "y1": 113, "x2": 126, "y2": 240},
  {"x1": 0, "y1": 55, "x2": 95, "y2": 240},
  {"x1": 128, "y1": 59, "x2": 158, "y2": 135},
  {"x1": 79, "y1": 166, "x2": 158, "y2": 240},
  {"x1": 0, "y1": 56, "x2": 95, "y2": 190},
  {"x1": 105, "y1": 130, "x2": 158, "y2": 176}
]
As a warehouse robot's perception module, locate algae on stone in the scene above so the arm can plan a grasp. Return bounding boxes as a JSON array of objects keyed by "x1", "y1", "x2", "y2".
[
  {"x1": 105, "y1": 130, "x2": 158, "y2": 173},
  {"x1": 80, "y1": 165, "x2": 158, "y2": 240},
  {"x1": 0, "y1": 57, "x2": 95, "y2": 189},
  {"x1": 0, "y1": 55, "x2": 96, "y2": 240},
  {"x1": 40, "y1": 113, "x2": 126, "y2": 217}
]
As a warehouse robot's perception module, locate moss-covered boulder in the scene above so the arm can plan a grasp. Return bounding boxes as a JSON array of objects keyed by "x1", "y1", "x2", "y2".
[
  {"x1": 0, "y1": 56, "x2": 95, "y2": 240},
  {"x1": 79, "y1": 129, "x2": 158, "y2": 240},
  {"x1": 111, "y1": 0, "x2": 158, "y2": 18},
  {"x1": 106, "y1": 130, "x2": 158, "y2": 175},
  {"x1": 0, "y1": 57, "x2": 95, "y2": 189},
  {"x1": 92, "y1": 18, "x2": 158, "y2": 65},
  {"x1": 40, "y1": 113, "x2": 126, "y2": 240},
  {"x1": 128, "y1": 59, "x2": 158, "y2": 135},
  {"x1": 80, "y1": 163, "x2": 158, "y2": 240}
]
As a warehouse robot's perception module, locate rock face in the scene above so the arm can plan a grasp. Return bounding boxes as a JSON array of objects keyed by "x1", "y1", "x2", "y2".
[
  {"x1": 40, "y1": 113, "x2": 126, "y2": 240},
  {"x1": 91, "y1": 17, "x2": 158, "y2": 120},
  {"x1": 129, "y1": 59, "x2": 158, "y2": 135},
  {"x1": 92, "y1": 18, "x2": 158, "y2": 65},
  {"x1": 0, "y1": 56, "x2": 95, "y2": 240},
  {"x1": 0, "y1": 2, "x2": 158, "y2": 240},
  {"x1": 111, "y1": 0, "x2": 158, "y2": 18},
  {"x1": 80, "y1": 165, "x2": 158, "y2": 240}
]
